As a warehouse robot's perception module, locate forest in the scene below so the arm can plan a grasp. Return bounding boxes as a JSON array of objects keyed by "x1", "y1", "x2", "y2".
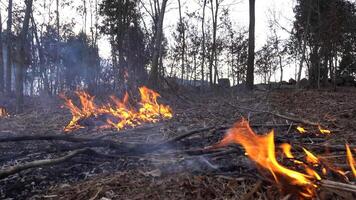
[{"x1": 0, "y1": 0, "x2": 356, "y2": 199}]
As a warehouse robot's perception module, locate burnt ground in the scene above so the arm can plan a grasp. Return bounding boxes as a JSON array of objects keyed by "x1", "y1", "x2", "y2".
[{"x1": 0, "y1": 87, "x2": 356, "y2": 199}]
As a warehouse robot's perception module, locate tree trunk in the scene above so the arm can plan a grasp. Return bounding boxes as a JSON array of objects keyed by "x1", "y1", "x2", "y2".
[
  {"x1": 31, "y1": 16, "x2": 49, "y2": 95},
  {"x1": 0, "y1": 10, "x2": 4, "y2": 93},
  {"x1": 178, "y1": 0, "x2": 185, "y2": 83},
  {"x1": 201, "y1": 0, "x2": 207, "y2": 87},
  {"x1": 296, "y1": 0, "x2": 311, "y2": 88},
  {"x1": 16, "y1": 0, "x2": 33, "y2": 113},
  {"x1": 279, "y1": 55, "x2": 283, "y2": 82},
  {"x1": 148, "y1": 0, "x2": 168, "y2": 88},
  {"x1": 6, "y1": 0, "x2": 13, "y2": 94},
  {"x1": 246, "y1": 0, "x2": 255, "y2": 90}
]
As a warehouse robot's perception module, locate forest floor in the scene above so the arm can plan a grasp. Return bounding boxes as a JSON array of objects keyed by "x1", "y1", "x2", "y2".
[{"x1": 0, "y1": 87, "x2": 356, "y2": 199}]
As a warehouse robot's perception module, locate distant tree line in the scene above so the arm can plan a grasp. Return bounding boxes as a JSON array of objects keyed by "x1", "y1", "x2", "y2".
[{"x1": 1, "y1": 0, "x2": 356, "y2": 113}]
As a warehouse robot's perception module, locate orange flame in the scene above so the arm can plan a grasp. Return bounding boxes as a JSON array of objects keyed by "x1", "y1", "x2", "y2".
[
  {"x1": 216, "y1": 119, "x2": 320, "y2": 198},
  {"x1": 303, "y1": 148, "x2": 319, "y2": 166},
  {"x1": 345, "y1": 144, "x2": 356, "y2": 177},
  {"x1": 61, "y1": 86, "x2": 172, "y2": 132},
  {"x1": 0, "y1": 107, "x2": 9, "y2": 117},
  {"x1": 280, "y1": 143, "x2": 294, "y2": 159}
]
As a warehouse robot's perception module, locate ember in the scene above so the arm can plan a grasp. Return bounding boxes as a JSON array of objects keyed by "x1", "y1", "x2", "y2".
[{"x1": 60, "y1": 86, "x2": 172, "y2": 132}]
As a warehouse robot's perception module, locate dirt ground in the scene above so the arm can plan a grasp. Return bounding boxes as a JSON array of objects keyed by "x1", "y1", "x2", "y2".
[{"x1": 0, "y1": 87, "x2": 355, "y2": 199}]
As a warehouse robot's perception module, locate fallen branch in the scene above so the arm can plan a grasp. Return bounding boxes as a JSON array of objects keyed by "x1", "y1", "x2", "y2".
[
  {"x1": 0, "y1": 148, "x2": 92, "y2": 179},
  {"x1": 158, "y1": 126, "x2": 216, "y2": 146},
  {"x1": 0, "y1": 134, "x2": 94, "y2": 143}
]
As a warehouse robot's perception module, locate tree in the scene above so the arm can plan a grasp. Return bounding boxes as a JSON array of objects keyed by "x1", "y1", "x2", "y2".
[
  {"x1": 255, "y1": 38, "x2": 277, "y2": 84},
  {"x1": 16, "y1": 0, "x2": 33, "y2": 113},
  {"x1": 177, "y1": 0, "x2": 186, "y2": 82},
  {"x1": 0, "y1": 9, "x2": 3, "y2": 92},
  {"x1": 148, "y1": 0, "x2": 168, "y2": 87},
  {"x1": 246, "y1": 0, "x2": 255, "y2": 90},
  {"x1": 100, "y1": 0, "x2": 148, "y2": 91},
  {"x1": 293, "y1": 0, "x2": 356, "y2": 88},
  {"x1": 6, "y1": 0, "x2": 13, "y2": 94},
  {"x1": 201, "y1": 0, "x2": 207, "y2": 85}
]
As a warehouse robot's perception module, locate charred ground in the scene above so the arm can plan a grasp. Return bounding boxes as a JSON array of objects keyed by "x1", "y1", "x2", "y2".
[{"x1": 0, "y1": 87, "x2": 355, "y2": 199}]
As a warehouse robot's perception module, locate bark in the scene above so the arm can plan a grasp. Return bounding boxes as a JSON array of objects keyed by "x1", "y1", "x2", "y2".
[
  {"x1": 0, "y1": 10, "x2": 3, "y2": 92},
  {"x1": 148, "y1": 0, "x2": 168, "y2": 88},
  {"x1": 16, "y1": 0, "x2": 33, "y2": 113},
  {"x1": 246, "y1": 0, "x2": 255, "y2": 90},
  {"x1": 6, "y1": 0, "x2": 13, "y2": 94}
]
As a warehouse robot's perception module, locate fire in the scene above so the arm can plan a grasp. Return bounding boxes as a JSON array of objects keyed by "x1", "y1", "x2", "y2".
[
  {"x1": 0, "y1": 107, "x2": 9, "y2": 117},
  {"x1": 297, "y1": 126, "x2": 307, "y2": 134},
  {"x1": 216, "y1": 119, "x2": 320, "y2": 198},
  {"x1": 318, "y1": 126, "x2": 331, "y2": 134},
  {"x1": 61, "y1": 86, "x2": 172, "y2": 132},
  {"x1": 345, "y1": 144, "x2": 356, "y2": 177},
  {"x1": 280, "y1": 143, "x2": 294, "y2": 159},
  {"x1": 302, "y1": 148, "x2": 319, "y2": 166}
]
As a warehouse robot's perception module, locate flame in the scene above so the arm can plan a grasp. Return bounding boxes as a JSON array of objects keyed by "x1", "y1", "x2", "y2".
[
  {"x1": 216, "y1": 119, "x2": 319, "y2": 198},
  {"x1": 318, "y1": 126, "x2": 331, "y2": 134},
  {"x1": 0, "y1": 107, "x2": 9, "y2": 117},
  {"x1": 302, "y1": 148, "x2": 319, "y2": 166},
  {"x1": 297, "y1": 126, "x2": 307, "y2": 134},
  {"x1": 61, "y1": 86, "x2": 172, "y2": 132},
  {"x1": 345, "y1": 144, "x2": 356, "y2": 177},
  {"x1": 280, "y1": 143, "x2": 294, "y2": 159}
]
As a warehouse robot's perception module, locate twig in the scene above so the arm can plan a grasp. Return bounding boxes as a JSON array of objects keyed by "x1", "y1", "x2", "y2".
[
  {"x1": 0, "y1": 134, "x2": 94, "y2": 143},
  {"x1": 241, "y1": 180, "x2": 263, "y2": 200},
  {"x1": 157, "y1": 126, "x2": 216, "y2": 146},
  {"x1": 0, "y1": 148, "x2": 92, "y2": 179},
  {"x1": 320, "y1": 180, "x2": 356, "y2": 194},
  {"x1": 230, "y1": 104, "x2": 320, "y2": 126}
]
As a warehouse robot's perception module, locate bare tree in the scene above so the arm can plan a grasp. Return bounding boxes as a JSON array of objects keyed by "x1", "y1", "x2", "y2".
[
  {"x1": 201, "y1": 0, "x2": 207, "y2": 85},
  {"x1": 149, "y1": 0, "x2": 168, "y2": 87},
  {"x1": 0, "y1": 10, "x2": 3, "y2": 92},
  {"x1": 296, "y1": 0, "x2": 312, "y2": 88},
  {"x1": 209, "y1": 0, "x2": 220, "y2": 85},
  {"x1": 16, "y1": 0, "x2": 33, "y2": 112},
  {"x1": 246, "y1": 0, "x2": 255, "y2": 90},
  {"x1": 6, "y1": 0, "x2": 13, "y2": 94},
  {"x1": 178, "y1": 0, "x2": 186, "y2": 82}
]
